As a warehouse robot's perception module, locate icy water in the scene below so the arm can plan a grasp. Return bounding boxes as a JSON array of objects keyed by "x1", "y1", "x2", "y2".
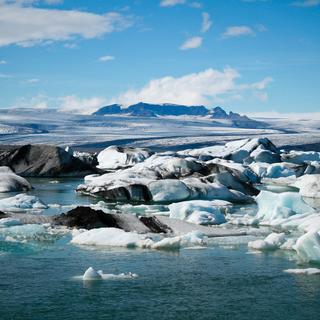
[{"x1": 1, "y1": 179, "x2": 320, "y2": 320}]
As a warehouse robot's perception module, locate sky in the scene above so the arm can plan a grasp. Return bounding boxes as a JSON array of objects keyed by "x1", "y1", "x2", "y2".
[{"x1": 0, "y1": 0, "x2": 319, "y2": 115}]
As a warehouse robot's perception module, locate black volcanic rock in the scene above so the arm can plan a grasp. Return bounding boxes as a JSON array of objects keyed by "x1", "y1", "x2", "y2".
[
  {"x1": 53, "y1": 206, "x2": 121, "y2": 229},
  {"x1": 54, "y1": 206, "x2": 170, "y2": 233},
  {"x1": 139, "y1": 216, "x2": 171, "y2": 234},
  {"x1": 0, "y1": 211, "x2": 8, "y2": 219},
  {"x1": 0, "y1": 144, "x2": 97, "y2": 177}
]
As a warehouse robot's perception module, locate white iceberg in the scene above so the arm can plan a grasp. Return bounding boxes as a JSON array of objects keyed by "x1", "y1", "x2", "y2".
[
  {"x1": 71, "y1": 227, "x2": 206, "y2": 250},
  {"x1": 284, "y1": 268, "x2": 320, "y2": 275},
  {"x1": 0, "y1": 194, "x2": 47, "y2": 212},
  {"x1": 80, "y1": 267, "x2": 138, "y2": 281},
  {"x1": 82, "y1": 267, "x2": 103, "y2": 281},
  {"x1": 97, "y1": 146, "x2": 152, "y2": 170},
  {"x1": 248, "y1": 232, "x2": 286, "y2": 251},
  {"x1": 294, "y1": 230, "x2": 320, "y2": 263},
  {"x1": 168, "y1": 200, "x2": 228, "y2": 225},
  {"x1": 294, "y1": 174, "x2": 320, "y2": 198},
  {"x1": 254, "y1": 191, "x2": 315, "y2": 225},
  {"x1": 0, "y1": 167, "x2": 32, "y2": 193}
]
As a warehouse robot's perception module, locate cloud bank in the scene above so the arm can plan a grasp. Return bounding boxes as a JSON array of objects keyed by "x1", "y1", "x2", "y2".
[{"x1": 0, "y1": 3, "x2": 133, "y2": 47}]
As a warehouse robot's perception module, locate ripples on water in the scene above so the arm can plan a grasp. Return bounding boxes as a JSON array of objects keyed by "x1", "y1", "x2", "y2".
[{"x1": 0, "y1": 179, "x2": 320, "y2": 320}]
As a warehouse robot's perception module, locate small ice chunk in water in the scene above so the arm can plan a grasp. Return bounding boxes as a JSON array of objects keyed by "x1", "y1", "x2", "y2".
[
  {"x1": 248, "y1": 232, "x2": 286, "y2": 251},
  {"x1": 284, "y1": 268, "x2": 320, "y2": 275},
  {"x1": 82, "y1": 267, "x2": 103, "y2": 281},
  {"x1": 81, "y1": 267, "x2": 138, "y2": 281}
]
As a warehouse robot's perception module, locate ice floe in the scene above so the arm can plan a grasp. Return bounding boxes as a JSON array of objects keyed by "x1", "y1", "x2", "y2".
[
  {"x1": 248, "y1": 232, "x2": 286, "y2": 251},
  {"x1": 78, "y1": 267, "x2": 138, "y2": 281},
  {"x1": 71, "y1": 227, "x2": 206, "y2": 250},
  {"x1": 168, "y1": 200, "x2": 229, "y2": 225},
  {"x1": 0, "y1": 194, "x2": 47, "y2": 212},
  {"x1": 284, "y1": 268, "x2": 320, "y2": 275}
]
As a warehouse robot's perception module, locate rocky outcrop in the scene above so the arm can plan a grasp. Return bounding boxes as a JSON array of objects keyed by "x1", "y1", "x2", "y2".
[
  {"x1": 53, "y1": 206, "x2": 170, "y2": 233},
  {"x1": 53, "y1": 206, "x2": 121, "y2": 229},
  {"x1": 0, "y1": 144, "x2": 97, "y2": 177}
]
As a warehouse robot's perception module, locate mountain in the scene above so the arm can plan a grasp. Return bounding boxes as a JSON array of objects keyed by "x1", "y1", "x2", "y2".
[
  {"x1": 92, "y1": 102, "x2": 266, "y2": 128},
  {"x1": 93, "y1": 102, "x2": 209, "y2": 117}
]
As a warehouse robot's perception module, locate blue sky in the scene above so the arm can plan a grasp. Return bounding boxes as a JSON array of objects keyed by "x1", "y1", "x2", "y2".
[{"x1": 0, "y1": 0, "x2": 319, "y2": 114}]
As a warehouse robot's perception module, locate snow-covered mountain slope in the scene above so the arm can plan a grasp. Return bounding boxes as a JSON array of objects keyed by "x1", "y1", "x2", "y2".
[{"x1": 0, "y1": 108, "x2": 320, "y2": 152}]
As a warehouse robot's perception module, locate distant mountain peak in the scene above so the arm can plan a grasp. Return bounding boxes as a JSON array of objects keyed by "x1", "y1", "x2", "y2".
[{"x1": 92, "y1": 102, "x2": 266, "y2": 129}]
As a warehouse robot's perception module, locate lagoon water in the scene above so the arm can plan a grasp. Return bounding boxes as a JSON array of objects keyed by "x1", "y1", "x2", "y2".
[{"x1": 1, "y1": 179, "x2": 320, "y2": 320}]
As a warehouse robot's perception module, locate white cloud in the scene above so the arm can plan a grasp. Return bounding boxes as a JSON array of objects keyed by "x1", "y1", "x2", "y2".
[
  {"x1": 189, "y1": 2, "x2": 202, "y2": 8},
  {"x1": 221, "y1": 26, "x2": 255, "y2": 38},
  {"x1": 58, "y1": 95, "x2": 107, "y2": 114},
  {"x1": 0, "y1": 3, "x2": 133, "y2": 47},
  {"x1": 201, "y1": 12, "x2": 212, "y2": 33},
  {"x1": 25, "y1": 78, "x2": 39, "y2": 83},
  {"x1": 98, "y1": 55, "x2": 115, "y2": 62},
  {"x1": 0, "y1": 59, "x2": 7, "y2": 64},
  {"x1": 292, "y1": 0, "x2": 320, "y2": 7},
  {"x1": 113, "y1": 67, "x2": 273, "y2": 106},
  {"x1": 0, "y1": 73, "x2": 12, "y2": 78},
  {"x1": 180, "y1": 36, "x2": 202, "y2": 50},
  {"x1": 160, "y1": 0, "x2": 185, "y2": 7}
]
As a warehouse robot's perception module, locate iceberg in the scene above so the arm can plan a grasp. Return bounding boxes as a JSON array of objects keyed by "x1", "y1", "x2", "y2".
[
  {"x1": 82, "y1": 267, "x2": 103, "y2": 281},
  {"x1": 0, "y1": 166, "x2": 32, "y2": 193},
  {"x1": 294, "y1": 230, "x2": 320, "y2": 263},
  {"x1": 281, "y1": 150, "x2": 320, "y2": 164},
  {"x1": 0, "y1": 194, "x2": 47, "y2": 212},
  {"x1": 248, "y1": 232, "x2": 286, "y2": 251},
  {"x1": 80, "y1": 267, "x2": 138, "y2": 281},
  {"x1": 284, "y1": 268, "x2": 320, "y2": 275},
  {"x1": 97, "y1": 146, "x2": 152, "y2": 170},
  {"x1": 71, "y1": 227, "x2": 207, "y2": 250},
  {"x1": 168, "y1": 200, "x2": 229, "y2": 225},
  {"x1": 294, "y1": 174, "x2": 320, "y2": 198},
  {"x1": 254, "y1": 191, "x2": 315, "y2": 225}
]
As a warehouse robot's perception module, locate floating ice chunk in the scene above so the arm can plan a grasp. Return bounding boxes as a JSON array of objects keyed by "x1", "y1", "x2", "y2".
[
  {"x1": 248, "y1": 232, "x2": 286, "y2": 251},
  {"x1": 148, "y1": 180, "x2": 190, "y2": 202},
  {"x1": 78, "y1": 267, "x2": 138, "y2": 281},
  {"x1": 294, "y1": 174, "x2": 320, "y2": 198},
  {"x1": 168, "y1": 200, "x2": 228, "y2": 225},
  {"x1": 284, "y1": 268, "x2": 320, "y2": 275},
  {"x1": 0, "y1": 194, "x2": 47, "y2": 212},
  {"x1": 264, "y1": 163, "x2": 297, "y2": 179},
  {"x1": 282, "y1": 151, "x2": 320, "y2": 164},
  {"x1": 71, "y1": 227, "x2": 207, "y2": 250},
  {"x1": 294, "y1": 230, "x2": 320, "y2": 263},
  {"x1": 0, "y1": 224, "x2": 48, "y2": 242},
  {"x1": 0, "y1": 167, "x2": 32, "y2": 193},
  {"x1": 82, "y1": 267, "x2": 103, "y2": 281},
  {"x1": 97, "y1": 146, "x2": 151, "y2": 170},
  {"x1": 255, "y1": 191, "x2": 314, "y2": 225},
  {"x1": 0, "y1": 218, "x2": 22, "y2": 228},
  {"x1": 71, "y1": 227, "x2": 154, "y2": 248}
]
